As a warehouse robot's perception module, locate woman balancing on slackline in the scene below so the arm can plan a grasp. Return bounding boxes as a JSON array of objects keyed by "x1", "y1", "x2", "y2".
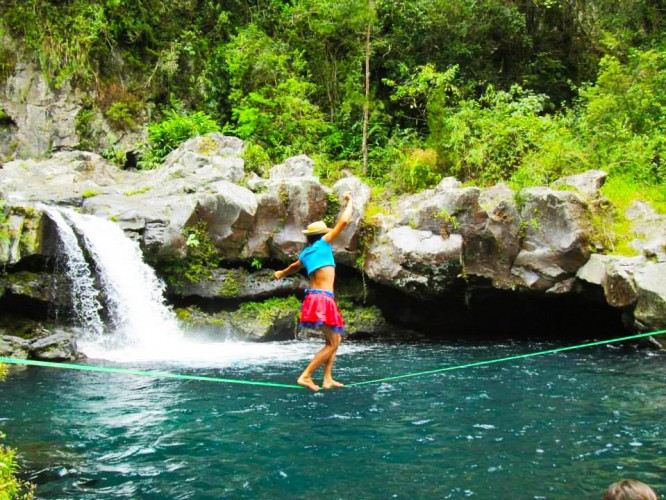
[{"x1": 273, "y1": 191, "x2": 353, "y2": 392}]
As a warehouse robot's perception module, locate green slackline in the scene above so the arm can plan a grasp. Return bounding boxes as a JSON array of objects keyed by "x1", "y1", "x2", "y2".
[
  {"x1": 0, "y1": 329, "x2": 664, "y2": 390},
  {"x1": 347, "y1": 329, "x2": 666, "y2": 387},
  {"x1": 0, "y1": 357, "x2": 303, "y2": 389}
]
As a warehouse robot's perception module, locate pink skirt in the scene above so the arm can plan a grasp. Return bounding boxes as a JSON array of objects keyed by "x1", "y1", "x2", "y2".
[{"x1": 300, "y1": 289, "x2": 345, "y2": 334}]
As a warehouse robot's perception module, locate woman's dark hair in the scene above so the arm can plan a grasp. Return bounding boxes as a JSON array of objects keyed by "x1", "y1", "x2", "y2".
[{"x1": 306, "y1": 233, "x2": 325, "y2": 245}]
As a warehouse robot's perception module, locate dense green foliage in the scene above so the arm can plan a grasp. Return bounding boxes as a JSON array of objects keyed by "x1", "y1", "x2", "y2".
[
  {"x1": 138, "y1": 110, "x2": 221, "y2": 169},
  {"x1": 0, "y1": 0, "x2": 664, "y2": 207}
]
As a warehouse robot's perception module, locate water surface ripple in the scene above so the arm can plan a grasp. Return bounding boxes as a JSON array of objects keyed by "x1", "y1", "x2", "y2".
[{"x1": 1, "y1": 340, "x2": 665, "y2": 498}]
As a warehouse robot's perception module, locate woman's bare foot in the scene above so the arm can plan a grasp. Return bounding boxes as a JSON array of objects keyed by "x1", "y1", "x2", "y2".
[
  {"x1": 322, "y1": 379, "x2": 345, "y2": 389},
  {"x1": 297, "y1": 376, "x2": 320, "y2": 392}
]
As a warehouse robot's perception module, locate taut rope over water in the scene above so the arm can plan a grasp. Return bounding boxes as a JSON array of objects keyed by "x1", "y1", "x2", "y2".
[{"x1": 0, "y1": 330, "x2": 664, "y2": 390}]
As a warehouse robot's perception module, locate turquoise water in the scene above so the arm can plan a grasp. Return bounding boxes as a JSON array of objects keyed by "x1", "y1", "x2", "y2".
[{"x1": 1, "y1": 339, "x2": 665, "y2": 499}]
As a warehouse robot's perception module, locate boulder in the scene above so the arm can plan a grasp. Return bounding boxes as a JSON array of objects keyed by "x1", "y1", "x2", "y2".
[
  {"x1": 0, "y1": 271, "x2": 56, "y2": 303},
  {"x1": 365, "y1": 225, "x2": 463, "y2": 296},
  {"x1": 633, "y1": 262, "x2": 666, "y2": 334},
  {"x1": 261, "y1": 178, "x2": 328, "y2": 260},
  {"x1": 0, "y1": 151, "x2": 125, "y2": 205},
  {"x1": 625, "y1": 201, "x2": 666, "y2": 261},
  {"x1": 268, "y1": 155, "x2": 315, "y2": 179},
  {"x1": 394, "y1": 179, "x2": 520, "y2": 287},
  {"x1": 468, "y1": 183, "x2": 522, "y2": 286},
  {"x1": 577, "y1": 254, "x2": 666, "y2": 338},
  {"x1": 29, "y1": 330, "x2": 81, "y2": 361},
  {"x1": 177, "y1": 296, "x2": 301, "y2": 341},
  {"x1": 0, "y1": 335, "x2": 30, "y2": 359},
  {"x1": 512, "y1": 187, "x2": 592, "y2": 291},
  {"x1": 551, "y1": 170, "x2": 607, "y2": 198},
  {"x1": 156, "y1": 133, "x2": 245, "y2": 185}
]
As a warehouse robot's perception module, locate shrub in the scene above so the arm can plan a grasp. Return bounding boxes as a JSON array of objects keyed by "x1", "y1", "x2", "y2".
[
  {"x1": 138, "y1": 110, "x2": 220, "y2": 169},
  {"x1": 241, "y1": 140, "x2": 272, "y2": 177},
  {"x1": 435, "y1": 85, "x2": 551, "y2": 185},
  {"x1": 397, "y1": 147, "x2": 440, "y2": 192}
]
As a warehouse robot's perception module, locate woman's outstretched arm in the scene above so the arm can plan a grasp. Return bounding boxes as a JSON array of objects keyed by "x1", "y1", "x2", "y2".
[
  {"x1": 274, "y1": 260, "x2": 303, "y2": 279},
  {"x1": 324, "y1": 191, "x2": 353, "y2": 243}
]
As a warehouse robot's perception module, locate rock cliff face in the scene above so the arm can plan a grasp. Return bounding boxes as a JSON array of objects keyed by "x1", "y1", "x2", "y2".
[
  {"x1": 1, "y1": 134, "x2": 665, "y2": 347},
  {"x1": 0, "y1": 62, "x2": 145, "y2": 163}
]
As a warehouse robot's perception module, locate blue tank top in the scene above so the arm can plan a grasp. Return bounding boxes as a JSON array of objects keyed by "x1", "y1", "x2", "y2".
[{"x1": 299, "y1": 239, "x2": 336, "y2": 276}]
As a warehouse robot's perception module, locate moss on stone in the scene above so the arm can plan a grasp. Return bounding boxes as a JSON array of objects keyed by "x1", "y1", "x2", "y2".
[
  {"x1": 235, "y1": 296, "x2": 300, "y2": 326},
  {"x1": 217, "y1": 269, "x2": 248, "y2": 298}
]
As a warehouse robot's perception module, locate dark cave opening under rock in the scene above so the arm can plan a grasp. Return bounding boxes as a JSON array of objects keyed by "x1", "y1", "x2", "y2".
[{"x1": 370, "y1": 284, "x2": 627, "y2": 341}]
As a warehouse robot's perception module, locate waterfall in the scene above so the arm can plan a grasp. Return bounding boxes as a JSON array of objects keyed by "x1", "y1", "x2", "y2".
[
  {"x1": 41, "y1": 205, "x2": 105, "y2": 339},
  {"x1": 59, "y1": 208, "x2": 182, "y2": 350},
  {"x1": 42, "y1": 206, "x2": 346, "y2": 367}
]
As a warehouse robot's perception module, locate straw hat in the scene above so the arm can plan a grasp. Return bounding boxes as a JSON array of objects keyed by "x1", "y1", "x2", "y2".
[{"x1": 302, "y1": 220, "x2": 331, "y2": 235}]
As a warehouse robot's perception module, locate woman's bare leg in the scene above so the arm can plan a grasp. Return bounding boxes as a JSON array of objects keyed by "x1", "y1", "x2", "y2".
[
  {"x1": 297, "y1": 329, "x2": 338, "y2": 392},
  {"x1": 322, "y1": 328, "x2": 344, "y2": 389}
]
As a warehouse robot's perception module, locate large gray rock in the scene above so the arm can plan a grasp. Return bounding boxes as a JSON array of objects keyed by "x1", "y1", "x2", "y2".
[
  {"x1": 0, "y1": 151, "x2": 125, "y2": 205},
  {"x1": 512, "y1": 187, "x2": 592, "y2": 291},
  {"x1": 577, "y1": 254, "x2": 666, "y2": 342},
  {"x1": 393, "y1": 179, "x2": 520, "y2": 287},
  {"x1": 365, "y1": 225, "x2": 463, "y2": 296},
  {"x1": 158, "y1": 133, "x2": 245, "y2": 185},
  {"x1": 268, "y1": 155, "x2": 315, "y2": 179},
  {"x1": 1, "y1": 61, "x2": 147, "y2": 161},
  {"x1": 468, "y1": 183, "x2": 521, "y2": 286},
  {"x1": 29, "y1": 330, "x2": 81, "y2": 361},
  {"x1": 625, "y1": 201, "x2": 666, "y2": 262},
  {"x1": 248, "y1": 178, "x2": 328, "y2": 260},
  {"x1": 633, "y1": 263, "x2": 666, "y2": 334}
]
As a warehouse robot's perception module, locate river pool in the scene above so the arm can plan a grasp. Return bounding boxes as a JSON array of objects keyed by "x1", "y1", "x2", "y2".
[{"x1": 1, "y1": 338, "x2": 665, "y2": 498}]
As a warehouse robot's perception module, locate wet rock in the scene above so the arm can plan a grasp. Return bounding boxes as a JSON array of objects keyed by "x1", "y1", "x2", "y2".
[
  {"x1": 177, "y1": 296, "x2": 301, "y2": 341},
  {"x1": 0, "y1": 335, "x2": 30, "y2": 359},
  {"x1": 0, "y1": 204, "x2": 49, "y2": 265},
  {"x1": 0, "y1": 270, "x2": 59, "y2": 307},
  {"x1": 29, "y1": 328, "x2": 82, "y2": 361}
]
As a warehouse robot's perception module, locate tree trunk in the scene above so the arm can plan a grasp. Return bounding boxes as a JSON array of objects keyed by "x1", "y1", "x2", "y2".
[{"x1": 362, "y1": 0, "x2": 375, "y2": 176}]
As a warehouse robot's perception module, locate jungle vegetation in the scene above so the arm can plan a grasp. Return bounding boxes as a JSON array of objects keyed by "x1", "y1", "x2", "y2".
[{"x1": 0, "y1": 0, "x2": 664, "y2": 210}]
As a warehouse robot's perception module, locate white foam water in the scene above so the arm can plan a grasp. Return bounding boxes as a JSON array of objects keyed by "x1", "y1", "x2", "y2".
[
  {"x1": 80, "y1": 339, "x2": 374, "y2": 368},
  {"x1": 41, "y1": 205, "x2": 105, "y2": 339},
  {"x1": 61, "y1": 208, "x2": 182, "y2": 351}
]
